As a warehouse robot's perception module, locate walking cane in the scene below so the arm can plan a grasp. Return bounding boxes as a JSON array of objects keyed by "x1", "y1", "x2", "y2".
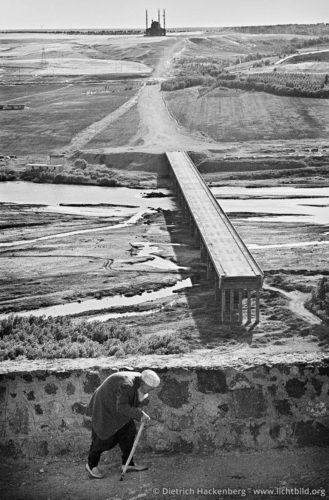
[{"x1": 120, "y1": 420, "x2": 146, "y2": 481}]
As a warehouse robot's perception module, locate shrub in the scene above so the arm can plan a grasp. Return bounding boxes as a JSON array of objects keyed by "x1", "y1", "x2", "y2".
[
  {"x1": 305, "y1": 277, "x2": 329, "y2": 323},
  {"x1": 74, "y1": 158, "x2": 88, "y2": 170},
  {"x1": 97, "y1": 177, "x2": 117, "y2": 187},
  {"x1": 0, "y1": 315, "x2": 189, "y2": 360},
  {"x1": 0, "y1": 171, "x2": 17, "y2": 182},
  {"x1": 161, "y1": 76, "x2": 213, "y2": 91}
]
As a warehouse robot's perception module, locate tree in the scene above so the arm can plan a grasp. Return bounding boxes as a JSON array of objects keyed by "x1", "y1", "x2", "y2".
[{"x1": 74, "y1": 158, "x2": 88, "y2": 170}]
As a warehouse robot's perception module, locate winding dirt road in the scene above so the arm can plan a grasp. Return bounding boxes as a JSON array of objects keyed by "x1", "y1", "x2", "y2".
[{"x1": 264, "y1": 283, "x2": 322, "y2": 325}]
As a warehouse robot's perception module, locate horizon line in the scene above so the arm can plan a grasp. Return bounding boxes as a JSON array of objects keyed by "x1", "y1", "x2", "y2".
[{"x1": 1, "y1": 21, "x2": 328, "y2": 32}]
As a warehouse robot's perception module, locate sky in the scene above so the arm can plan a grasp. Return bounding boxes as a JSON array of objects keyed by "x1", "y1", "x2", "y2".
[{"x1": 1, "y1": 0, "x2": 328, "y2": 30}]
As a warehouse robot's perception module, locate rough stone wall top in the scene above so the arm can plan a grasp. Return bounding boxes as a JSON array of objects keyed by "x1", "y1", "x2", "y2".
[{"x1": 1, "y1": 349, "x2": 328, "y2": 376}]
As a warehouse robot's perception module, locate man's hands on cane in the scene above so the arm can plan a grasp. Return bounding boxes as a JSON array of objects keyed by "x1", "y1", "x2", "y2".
[{"x1": 141, "y1": 410, "x2": 151, "y2": 423}]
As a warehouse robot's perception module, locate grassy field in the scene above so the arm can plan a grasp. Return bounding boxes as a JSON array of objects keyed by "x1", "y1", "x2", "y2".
[
  {"x1": 0, "y1": 82, "x2": 140, "y2": 155},
  {"x1": 164, "y1": 86, "x2": 329, "y2": 142},
  {"x1": 275, "y1": 61, "x2": 329, "y2": 73},
  {"x1": 0, "y1": 33, "x2": 170, "y2": 80},
  {"x1": 0, "y1": 83, "x2": 68, "y2": 101},
  {"x1": 178, "y1": 32, "x2": 326, "y2": 67},
  {"x1": 85, "y1": 103, "x2": 140, "y2": 148}
]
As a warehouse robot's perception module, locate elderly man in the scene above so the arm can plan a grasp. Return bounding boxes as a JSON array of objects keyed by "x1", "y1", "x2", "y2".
[{"x1": 85, "y1": 369, "x2": 160, "y2": 479}]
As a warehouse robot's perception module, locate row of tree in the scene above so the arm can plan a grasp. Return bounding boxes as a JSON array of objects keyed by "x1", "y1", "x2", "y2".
[
  {"x1": 161, "y1": 69, "x2": 329, "y2": 98},
  {"x1": 214, "y1": 77, "x2": 329, "y2": 98}
]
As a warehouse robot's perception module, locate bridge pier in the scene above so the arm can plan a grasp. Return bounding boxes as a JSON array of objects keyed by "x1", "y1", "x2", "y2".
[
  {"x1": 220, "y1": 290, "x2": 226, "y2": 323},
  {"x1": 238, "y1": 290, "x2": 243, "y2": 324},
  {"x1": 218, "y1": 288, "x2": 260, "y2": 325},
  {"x1": 166, "y1": 151, "x2": 263, "y2": 326},
  {"x1": 247, "y1": 291, "x2": 252, "y2": 324},
  {"x1": 255, "y1": 290, "x2": 260, "y2": 324}
]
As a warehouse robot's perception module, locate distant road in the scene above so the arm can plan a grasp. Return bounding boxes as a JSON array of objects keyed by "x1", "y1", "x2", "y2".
[{"x1": 275, "y1": 48, "x2": 329, "y2": 65}]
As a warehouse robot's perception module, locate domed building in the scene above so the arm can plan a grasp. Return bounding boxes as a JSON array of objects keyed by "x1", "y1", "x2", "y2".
[{"x1": 145, "y1": 9, "x2": 166, "y2": 36}]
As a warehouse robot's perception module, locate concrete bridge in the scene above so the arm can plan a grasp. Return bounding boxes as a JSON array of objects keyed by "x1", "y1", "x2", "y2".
[{"x1": 166, "y1": 151, "x2": 264, "y2": 324}]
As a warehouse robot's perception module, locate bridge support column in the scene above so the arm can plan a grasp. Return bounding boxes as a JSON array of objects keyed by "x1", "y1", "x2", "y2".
[
  {"x1": 230, "y1": 290, "x2": 235, "y2": 323},
  {"x1": 247, "y1": 291, "x2": 252, "y2": 324},
  {"x1": 220, "y1": 289, "x2": 226, "y2": 323},
  {"x1": 255, "y1": 290, "x2": 260, "y2": 324},
  {"x1": 238, "y1": 290, "x2": 243, "y2": 324}
]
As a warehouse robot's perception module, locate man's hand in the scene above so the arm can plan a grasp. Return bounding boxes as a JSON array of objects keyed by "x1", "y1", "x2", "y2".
[{"x1": 141, "y1": 411, "x2": 151, "y2": 423}]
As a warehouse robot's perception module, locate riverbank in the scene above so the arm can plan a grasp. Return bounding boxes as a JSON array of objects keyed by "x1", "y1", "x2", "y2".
[{"x1": 0, "y1": 151, "x2": 170, "y2": 189}]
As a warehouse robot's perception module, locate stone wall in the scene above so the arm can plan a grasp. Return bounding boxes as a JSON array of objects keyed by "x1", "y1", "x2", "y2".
[{"x1": 1, "y1": 353, "x2": 329, "y2": 458}]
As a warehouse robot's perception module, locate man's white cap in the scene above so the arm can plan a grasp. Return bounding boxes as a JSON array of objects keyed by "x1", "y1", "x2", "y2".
[{"x1": 141, "y1": 369, "x2": 160, "y2": 388}]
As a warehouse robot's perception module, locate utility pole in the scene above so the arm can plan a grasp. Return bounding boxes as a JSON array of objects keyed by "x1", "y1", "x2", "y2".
[{"x1": 41, "y1": 47, "x2": 47, "y2": 68}]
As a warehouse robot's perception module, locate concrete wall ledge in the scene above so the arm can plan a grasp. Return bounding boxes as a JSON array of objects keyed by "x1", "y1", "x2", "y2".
[
  {"x1": 0, "y1": 350, "x2": 328, "y2": 458},
  {"x1": 1, "y1": 349, "x2": 329, "y2": 375}
]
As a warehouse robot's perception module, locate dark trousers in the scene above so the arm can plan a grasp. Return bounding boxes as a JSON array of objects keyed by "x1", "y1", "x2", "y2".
[{"x1": 88, "y1": 420, "x2": 136, "y2": 469}]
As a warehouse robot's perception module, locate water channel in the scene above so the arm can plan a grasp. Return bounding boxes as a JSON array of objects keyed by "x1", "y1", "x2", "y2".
[{"x1": 0, "y1": 278, "x2": 192, "y2": 321}]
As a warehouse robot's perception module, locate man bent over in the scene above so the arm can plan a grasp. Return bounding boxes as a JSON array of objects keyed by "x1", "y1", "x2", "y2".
[{"x1": 85, "y1": 369, "x2": 160, "y2": 479}]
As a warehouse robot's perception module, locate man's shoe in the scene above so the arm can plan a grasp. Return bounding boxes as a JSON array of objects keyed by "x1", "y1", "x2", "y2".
[
  {"x1": 121, "y1": 464, "x2": 148, "y2": 473},
  {"x1": 85, "y1": 463, "x2": 104, "y2": 479}
]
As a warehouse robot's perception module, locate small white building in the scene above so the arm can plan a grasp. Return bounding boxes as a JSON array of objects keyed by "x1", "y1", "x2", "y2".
[
  {"x1": 27, "y1": 163, "x2": 64, "y2": 173},
  {"x1": 49, "y1": 153, "x2": 65, "y2": 166}
]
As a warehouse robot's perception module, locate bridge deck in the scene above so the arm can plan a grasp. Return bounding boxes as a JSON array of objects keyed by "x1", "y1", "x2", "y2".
[{"x1": 166, "y1": 151, "x2": 263, "y2": 291}]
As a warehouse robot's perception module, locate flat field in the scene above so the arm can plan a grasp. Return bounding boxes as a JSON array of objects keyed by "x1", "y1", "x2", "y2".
[
  {"x1": 164, "y1": 86, "x2": 329, "y2": 142},
  {"x1": 0, "y1": 33, "x2": 177, "y2": 155},
  {"x1": 85, "y1": 103, "x2": 140, "y2": 148},
  {"x1": 0, "y1": 82, "x2": 140, "y2": 154},
  {"x1": 0, "y1": 33, "x2": 170, "y2": 81}
]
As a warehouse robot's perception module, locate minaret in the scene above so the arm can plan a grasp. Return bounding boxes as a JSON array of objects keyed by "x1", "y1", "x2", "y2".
[
  {"x1": 146, "y1": 9, "x2": 148, "y2": 30},
  {"x1": 158, "y1": 9, "x2": 160, "y2": 24},
  {"x1": 163, "y1": 9, "x2": 166, "y2": 30}
]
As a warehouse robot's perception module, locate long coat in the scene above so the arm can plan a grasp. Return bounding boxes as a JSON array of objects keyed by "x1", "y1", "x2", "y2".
[{"x1": 87, "y1": 371, "x2": 149, "y2": 440}]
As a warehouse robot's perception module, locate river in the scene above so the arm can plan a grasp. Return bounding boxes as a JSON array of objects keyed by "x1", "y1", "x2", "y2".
[
  {"x1": 1, "y1": 181, "x2": 329, "y2": 320},
  {"x1": 212, "y1": 186, "x2": 329, "y2": 224},
  {"x1": 1, "y1": 182, "x2": 329, "y2": 224}
]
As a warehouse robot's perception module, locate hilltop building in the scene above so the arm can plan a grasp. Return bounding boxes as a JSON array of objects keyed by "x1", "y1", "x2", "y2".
[{"x1": 145, "y1": 9, "x2": 166, "y2": 36}]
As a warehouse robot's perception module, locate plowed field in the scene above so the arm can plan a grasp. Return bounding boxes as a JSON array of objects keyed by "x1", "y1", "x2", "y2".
[{"x1": 164, "y1": 86, "x2": 329, "y2": 142}]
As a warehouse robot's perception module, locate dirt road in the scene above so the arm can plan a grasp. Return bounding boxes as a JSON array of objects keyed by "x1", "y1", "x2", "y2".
[
  {"x1": 264, "y1": 284, "x2": 322, "y2": 325},
  {"x1": 1, "y1": 448, "x2": 328, "y2": 500},
  {"x1": 64, "y1": 87, "x2": 144, "y2": 153},
  {"x1": 124, "y1": 39, "x2": 217, "y2": 152},
  {"x1": 67, "y1": 38, "x2": 217, "y2": 155}
]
